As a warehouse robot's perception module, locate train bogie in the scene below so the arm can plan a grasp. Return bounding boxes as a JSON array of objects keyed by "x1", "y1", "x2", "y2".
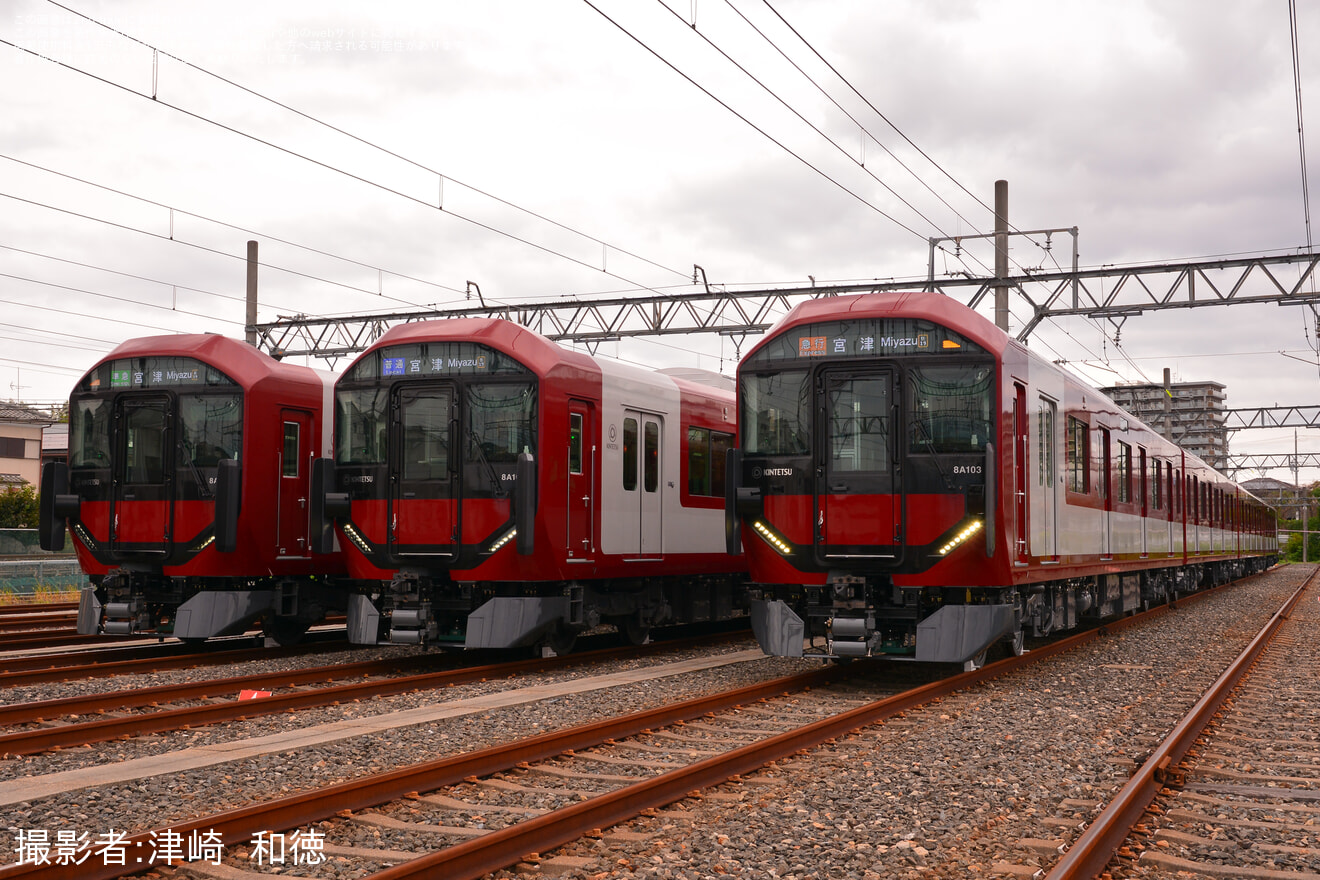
[{"x1": 730, "y1": 292, "x2": 1277, "y2": 664}]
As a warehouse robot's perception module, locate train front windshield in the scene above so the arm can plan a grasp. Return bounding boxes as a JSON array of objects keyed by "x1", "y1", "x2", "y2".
[
  {"x1": 906, "y1": 364, "x2": 994, "y2": 454},
  {"x1": 70, "y1": 358, "x2": 242, "y2": 504},
  {"x1": 739, "y1": 318, "x2": 993, "y2": 460},
  {"x1": 332, "y1": 341, "x2": 536, "y2": 561}
]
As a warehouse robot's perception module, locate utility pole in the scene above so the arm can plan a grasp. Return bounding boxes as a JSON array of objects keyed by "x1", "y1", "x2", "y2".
[
  {"x1": 994, "y1": 179, "x2": 1009, "y2": 331},
  {"x1": 245, "y1": 240, "x2": 259, "y2": 347},
  {"x1": 1162, "y1": 368, "x2": 1173, "y2": 442}
]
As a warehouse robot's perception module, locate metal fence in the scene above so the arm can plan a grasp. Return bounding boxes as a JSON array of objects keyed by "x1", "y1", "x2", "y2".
[{"x1": 0, "y1": 529, "x2": 87, "y2": 596}]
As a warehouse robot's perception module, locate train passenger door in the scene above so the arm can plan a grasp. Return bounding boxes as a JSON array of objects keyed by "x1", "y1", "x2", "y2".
[
  {"x1": 276, "y1": 409, "x2": 313, "y2": 558},
  {"x1": 389, "y1": 385, "x2": 458, "y2": 559},
  {"x1": 621, "y1": 409, "x2": 663, "y2": 559},
  {"x1": 111, "y1": 395, "x2": 173, "y2": 555},
  {"x1": 1100, "y1": 428, "x2": 1112, "y2": 557},
  {"x1": 1036, "y1": 396, "x2": 1058, "y2": 560},
  {"x1": 567, "y1": 402, "x2": 595, "y2": 561},
  {"x1": 816, "y1": 370, "x2": 898, "y2": 561},
  {"x1": 1013, "y1": 385, "x2": 1028, "y2": 562}
]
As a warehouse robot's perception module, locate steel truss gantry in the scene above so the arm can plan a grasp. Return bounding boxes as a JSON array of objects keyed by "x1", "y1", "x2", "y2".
[{"x1": 251, "y1": 251, "x2": 1320, "y2": 360}]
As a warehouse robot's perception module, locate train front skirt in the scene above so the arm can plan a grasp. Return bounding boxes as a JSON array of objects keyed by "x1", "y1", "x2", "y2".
[{"x1": 750, "y1": 598, "x2": 1016, "y2": 664}]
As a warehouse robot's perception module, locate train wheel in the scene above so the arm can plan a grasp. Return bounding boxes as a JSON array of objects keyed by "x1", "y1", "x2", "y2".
[
  {"x1": 1004, "y1": 628, "x2": 1025, "y2": 657},
  {"x1": 621, "y1": 616, "x2": 651, "y2": 647},
  {"x1": 962, "y1": 648, "x2": 989, "y2": 672},
  {"x1": 545, "y1": 625, "x2": 578, "y2": 656}
]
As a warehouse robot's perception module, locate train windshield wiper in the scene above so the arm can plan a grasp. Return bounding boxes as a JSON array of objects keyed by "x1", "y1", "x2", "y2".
[
  {"x1": 910, "y1": 416, "x2": 955, "y2": 490},
  {"x1": 468, "y1": 429, "x2": 508, "y2": 498}
]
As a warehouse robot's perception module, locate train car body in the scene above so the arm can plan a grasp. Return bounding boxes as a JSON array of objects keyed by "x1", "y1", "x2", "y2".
[
  {"x1": 39, "y1": 334, "x2": 347, "y2": 643},
  {"x1": 728, "y1": 291, "x2": 1277, "y2": 664},
  {"x1": 313, "y1": 318, "x2": 747, "y2": 650}
]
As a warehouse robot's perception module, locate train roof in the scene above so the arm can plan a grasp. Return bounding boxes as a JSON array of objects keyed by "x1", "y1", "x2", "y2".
[
  {"x1": 355, "y1": 317, "x2": 600, "y2": 378},
  {"x1": 79, "y1": 333, "x2": 326, "y2": 391},
  {"x1": 747, "y1": 290, "x2": 1008, "y2": 361}
]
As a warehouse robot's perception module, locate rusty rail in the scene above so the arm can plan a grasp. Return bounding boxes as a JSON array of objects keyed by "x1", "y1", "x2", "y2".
[
  {"x1": 1044, "y1": 568, "x2": 1314, "y2": 880},
  {"x1": 0, "y1": 573, "x2": 1262, "y2": 880},
  {"x1": 0, "y1": 632, "x2": 748, "y2": 754}
]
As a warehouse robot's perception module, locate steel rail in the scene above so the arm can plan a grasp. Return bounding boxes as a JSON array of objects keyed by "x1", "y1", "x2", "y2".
[
  {"x1": 0, "y1": 633, "x2": 748, "y2": 754},
  {"x1": 0, "y1": 639, "x2": 337, "y2": 685},
  {"x1": 365, "y1": 581, "x2": 1238, "y2": 880},
  {"x1": 1043, "y1": 568, "x2": 1314, "y2": 880},
  {"x1": 0, "y1": 664, "x2": 853, "y2": 880},
  {"x1": 0, "y1": 613, "x2": 76, "y2": 633},
  {"x1": 0, "y1": 573, "x2": 1258, "y2": 880},
  {"x1": 0, "y1": 602, "x2": 77, "y2": 616}
]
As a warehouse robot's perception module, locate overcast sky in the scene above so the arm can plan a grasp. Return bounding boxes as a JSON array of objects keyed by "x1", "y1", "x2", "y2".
[{"x1": 4, "y1": 0, "x2": 1320, "y2": 481}]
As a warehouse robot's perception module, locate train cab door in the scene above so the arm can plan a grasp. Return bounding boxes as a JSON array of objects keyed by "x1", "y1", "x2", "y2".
[
  {"x1": 111, "y1": 395, "x2": 174, "y2": 556},
  {"x1": 276, "y1": 409, "x2": 313, "y2": 558},
  {"x1": 566, "y1": 402, "x2": 595, "y2": 561},
  {"x1": 621, "y1": 409, "x2": 663, "y2": 559},
  {"x1": 389, "y1": 384, "x2": 458, "y2": 560},
  {"x1": 815, "y1": 369, "x2": 899, "y2": 562}
]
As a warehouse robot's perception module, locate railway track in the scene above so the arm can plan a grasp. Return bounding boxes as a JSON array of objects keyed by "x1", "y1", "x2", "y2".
[
  {"x1": 0, "y1": 567, "x2": 1308, "y2": 880},
  {"x1": 0, "y1": 578, "x2": 1256, "y2": 880},
  {"x1": 1046, "y1": 566, "x2": 1319, "y2": 880},
  {"x1": 0, "y1": 633, "x2": 748, "y2": 757}
]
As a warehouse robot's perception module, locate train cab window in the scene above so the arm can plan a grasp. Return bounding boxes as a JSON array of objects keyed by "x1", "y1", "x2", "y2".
[
  {"x1": 644, "y1": 421, "x2": 659, "y2": 493},
  {"x1": 123, "y1": 403, "x2": 167, "y2": 486},
  {"x1": 466, "y1": 383, "x2": 536, "y2": 464},
  {"x1": 570, "y1": 413, "x2": 584, "y2": 476},
  {"x1": 907, "y1": 364, "x2": 992, "y2": 454},
  {"x1": 623, "y1": 418, "x2": 638, "y2": 491},
  {"x1": 336, "y1": 388, "x2": 389, "y2": 465},
  {"x1": 282, "y1": 423, "x2": 300, "y2": 477},
  {"x1": 401, "y1": 393, "x2": 451, "y2": 481},
  {"x1": 179, "y1": 394, "x2": 242, "y2": 471},
  {"x1": 829, "y1": 375, "x2": 891, "y2": 472},
  {"x1": 1066, "y1": 416, "x2": 1089, "y2": 493},
  {"x1": 740, "y1": 370, "x2": 810, "y2": 456},
  {"x1": 70, "y1": 398, "x2": 111, "y2": 469}
]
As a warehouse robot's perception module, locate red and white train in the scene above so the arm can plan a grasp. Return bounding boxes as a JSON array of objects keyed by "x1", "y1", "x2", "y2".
[
  {"x1": 726, "y1": 291, "x2": 1277, "y2": 664},
  {"x1": 312, "y1": 317, "x2": 748, "y2": 650},
  {"x1": 40, "y1": 334, "x2": 347, "y2": 644}
]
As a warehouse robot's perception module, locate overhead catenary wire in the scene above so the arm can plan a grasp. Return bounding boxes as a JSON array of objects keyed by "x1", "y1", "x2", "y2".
[
  {"x1": 580, "y1": 0, "x2": 930, "y2": 242},
  {"x1": 2, "y1": 8, "x2": 687, "y2": 304},
  {"x1": 650, "y1": 0, "x2": 965, "y2": 252}
]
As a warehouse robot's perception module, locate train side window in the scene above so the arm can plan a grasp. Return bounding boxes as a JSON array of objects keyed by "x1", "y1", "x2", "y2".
[
  {"x1": 688, "y1": 427, "x2": 710, "y2": 495},
  {"x1": 1153, "y1": 460, "x2": 1163, "y2": 510},
  {"x1": 686, "y1": 428, "x2": 734, "y2": 496},
  {"x1": 623, "y1": 418, "x2": 638, "y2": 491},
  {"x1": 644, "y1": 421, "x2": 659, "y2": 493},
  {"x1": 1066, "y1": 416, "x2": 1089, "y2": 494},
  {"x1": 570, "y1": 413, "x2": 583, "y2": 476},
  {"x1": 282, "y1": 422, "x2": 299, "y2": 477},
  {"x1": 711, "y1": 430, "x2": 731, "y2": 492}
]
